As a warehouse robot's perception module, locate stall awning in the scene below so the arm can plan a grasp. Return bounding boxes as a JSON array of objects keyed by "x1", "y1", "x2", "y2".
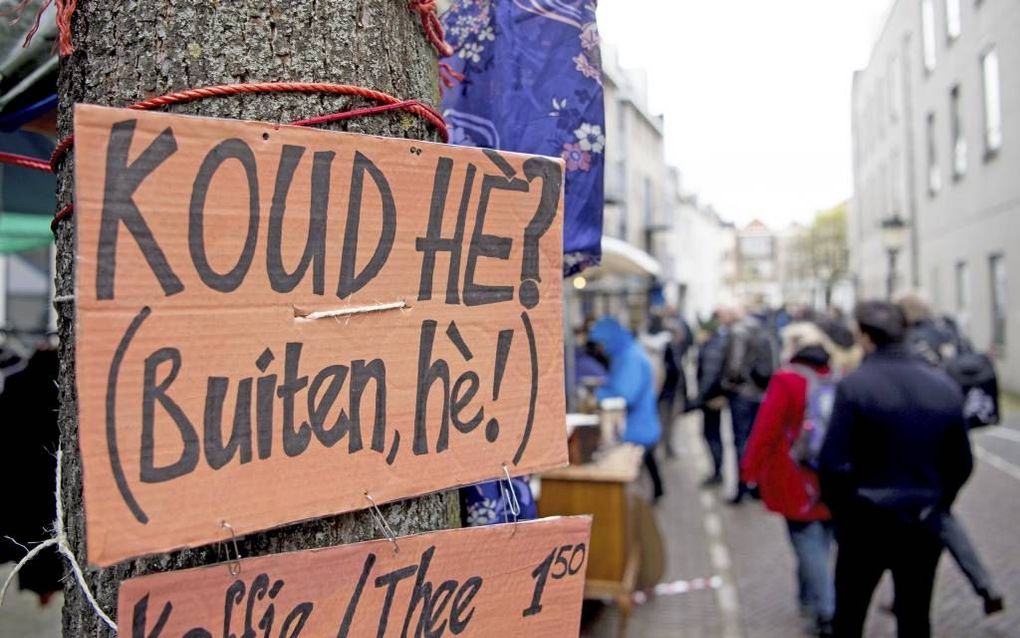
[
  {"x1": 0, "y1": 129, "x2": 55, "y2": 254},
  {"x1": 586, "y1": 236, "x2": 661, "y2": 279},
  {"x1": 0, "y1": 211, "x2": 50, "y2": 253}
]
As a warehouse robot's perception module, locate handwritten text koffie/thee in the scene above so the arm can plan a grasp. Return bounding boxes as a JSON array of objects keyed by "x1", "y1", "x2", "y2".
[
  {"x1": 94, "y1": 119, "x2": 561, "y2": 525},
  {"x1": 130, "y1": 546, "x2": 483, "y2": 638},
  {"x1": 96, "y1": 119, "x2": 562, "y2": 309},
  {"x1": 129, "y1": 541, "x2": 582, "y2": 637}
]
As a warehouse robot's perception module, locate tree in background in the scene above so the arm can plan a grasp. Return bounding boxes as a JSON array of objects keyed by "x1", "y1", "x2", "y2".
[{"x1": 787, "y1": 202, "x2": 850, "y2": 309}]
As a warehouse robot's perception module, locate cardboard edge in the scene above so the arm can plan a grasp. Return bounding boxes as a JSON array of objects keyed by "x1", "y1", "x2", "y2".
[
  {"x1": 74, "y1": 103, "x2": 568, "y2": 166},
  {"x1": 90, "y1": 449, "x2": 571, "y2": 567},
  {"x1": 118, "y1": 515, "x2": 593, "y2": 587}
]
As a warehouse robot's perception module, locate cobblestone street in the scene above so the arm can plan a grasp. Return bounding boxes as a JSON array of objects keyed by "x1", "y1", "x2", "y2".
[
  {"x1": 587, "y1": 406, "x2": 1020, "y2": 637},
  {"x1": 3, "y1": 411, "x2": 1019, "y2": 637}
]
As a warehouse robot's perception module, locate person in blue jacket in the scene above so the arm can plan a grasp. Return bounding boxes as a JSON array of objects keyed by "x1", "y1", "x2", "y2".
[{"x1": 589, "y1": 317, "x2": 664, "y2": 502}]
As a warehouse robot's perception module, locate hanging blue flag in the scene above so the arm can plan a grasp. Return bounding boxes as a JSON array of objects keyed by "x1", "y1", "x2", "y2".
[{"x1": 440, "y1": 0, "x2": 605, "y2": 275}]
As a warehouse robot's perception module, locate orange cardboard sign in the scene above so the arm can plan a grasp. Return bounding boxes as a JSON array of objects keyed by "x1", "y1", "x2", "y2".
[
  {"x1": 118, "y1": 516, "x2": 591, "y2": 637},
  {"x1": 73, "y1": 105, "x2": 566, "y2": 566}
]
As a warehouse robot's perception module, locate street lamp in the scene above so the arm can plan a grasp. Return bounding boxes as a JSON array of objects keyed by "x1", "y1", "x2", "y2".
[
  {"x1": 818, "y1": 264, "x2": 834, "y2": 310},
  {"x1": 880, "y1": 215, "x2": 909, "y2": 299}
]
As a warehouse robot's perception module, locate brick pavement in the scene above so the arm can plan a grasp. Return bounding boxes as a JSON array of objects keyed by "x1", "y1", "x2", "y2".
[
  {"x1": 3, "y1": 414, "x2": 1018, "y2": 638},
  {"x1": 587, "y1": 409, "x2": 1020, "y2": 638}
]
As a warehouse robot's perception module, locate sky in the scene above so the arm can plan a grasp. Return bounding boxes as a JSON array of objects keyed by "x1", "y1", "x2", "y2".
[{"x1": 597, "y1": 0, "x2": 893, "y2": 228}]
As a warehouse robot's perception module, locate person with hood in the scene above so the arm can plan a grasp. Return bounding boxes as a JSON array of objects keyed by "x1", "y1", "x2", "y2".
[
  {"x1": 742, "y1": 322, "x2": 840, "y2": 637},
  {"x1": 589, "y1": 317, "x2": 663, "y2": 502}
]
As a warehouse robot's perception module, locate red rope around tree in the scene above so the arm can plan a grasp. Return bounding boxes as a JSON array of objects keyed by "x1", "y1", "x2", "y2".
[
  {"x1": 0, "y1": 151, "x2": 51, "y2": 172},
  {"x1": 0, "y1": 82, "x2": 449, "y2": 231},
  {"x1": 49, "y1": 82, "x2": 449, "y2": 174},
  {"x1": 46, "y1": 1, "x2": 450, "y2": 59}
]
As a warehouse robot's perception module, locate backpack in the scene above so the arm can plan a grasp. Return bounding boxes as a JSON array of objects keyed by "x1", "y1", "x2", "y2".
[
  {"x1": 909, "y1": 317, "x2": 1000, "y2": 429},
  {"x1": 787, "y1": 365, "x2": 837, "y2": 468},
  {"x1": 944, "y1": 350, "x2": 1000, "y2": 428},
  {"x1": 907, "y1": 317, "x2": 961, "y2": 366},
  {"x1": 744, "y1": 323, "x2": 777, "y2": 390}
]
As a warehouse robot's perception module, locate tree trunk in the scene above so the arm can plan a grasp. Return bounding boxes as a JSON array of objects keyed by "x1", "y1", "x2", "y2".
[{"x1": 54, "y1": 2, "x2": 457, "y2": 635}]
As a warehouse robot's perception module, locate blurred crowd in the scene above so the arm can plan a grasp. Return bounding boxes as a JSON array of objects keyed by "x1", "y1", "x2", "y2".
[{"x1": 574, "y1": 292, "x2": 1003, "y2": 638}]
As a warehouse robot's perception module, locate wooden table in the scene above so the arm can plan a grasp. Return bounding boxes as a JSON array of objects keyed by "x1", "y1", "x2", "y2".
[{"x1": 538, "y1": 444, "x2": 644, "y2": 637}]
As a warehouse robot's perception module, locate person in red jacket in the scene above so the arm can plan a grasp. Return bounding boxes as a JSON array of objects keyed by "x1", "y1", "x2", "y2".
[{"x1": 742, "y1": 322, "x2": 839, "y2": 637}]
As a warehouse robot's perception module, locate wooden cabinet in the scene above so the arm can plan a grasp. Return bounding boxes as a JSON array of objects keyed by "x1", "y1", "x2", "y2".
[{"x1": 538, "y1": 444, "x2": 643, "y2": 636}]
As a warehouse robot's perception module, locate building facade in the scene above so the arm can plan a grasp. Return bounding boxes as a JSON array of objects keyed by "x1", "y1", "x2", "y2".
[
  {"x1": 730, "y1": 219, "x2": 783, "y2": 308},
  {"x1": 602, "y1": 44, "x2": 667, "y2": 253},
  {"x1": 851, "y1": 0, "x2": 1020, "y2": 390},
  {"x1": 658, "y1": 168, "x2": 735, "y2": 324}
]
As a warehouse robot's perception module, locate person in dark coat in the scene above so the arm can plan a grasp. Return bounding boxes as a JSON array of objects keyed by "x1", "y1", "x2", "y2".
[
  {"x1": 658, "y1": 315, "x2": 692, "y2": 458},
  {"x1": 818, "y1": 301, "x2": 973, "y2": 638},
  {"x1": 723, "y1": 308, "x2": 775, "y2": 503},
  {"x1": 694, "y1": 310, "x2": 731, "y2": 486}
]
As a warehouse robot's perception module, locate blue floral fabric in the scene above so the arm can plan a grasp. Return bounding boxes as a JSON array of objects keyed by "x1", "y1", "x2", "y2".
[
  {"x1": 462, "y1": 477, "x2": 538, "y2": 527},
  {"x1": 440, "y1": 0, "x2": 605, "y2": 274}
]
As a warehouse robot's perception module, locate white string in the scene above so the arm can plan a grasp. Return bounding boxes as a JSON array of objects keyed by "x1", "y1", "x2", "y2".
[
  {"x1": 295, "y1": 299, "x2": 406, "y2": 321},
  {"x1": 0, "y1": 449, "x2": 117, "y2": 631},
  {"x1": 52, "y1": 294, "x2": 75, "y2": 304}
]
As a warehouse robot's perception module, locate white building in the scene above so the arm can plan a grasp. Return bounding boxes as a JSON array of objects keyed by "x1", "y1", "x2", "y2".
[
  {"x1": 574, "y1": 44, "x2": 667, "y2": 330},
  {"x1": 851, "y1": 0, "x2": 1020, "y2": 390},
  {"x1": 657, "y1": 168, "x2": 735, "y2": 324},
  {"x1": 573, "y1": 44, "x2": 734, "y2": 332},
  {"x1": 602, "y1": 44, "x2": 666, "y2": 252}
]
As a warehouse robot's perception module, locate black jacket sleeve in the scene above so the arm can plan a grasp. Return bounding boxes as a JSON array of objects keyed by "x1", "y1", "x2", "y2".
[
  {"x1": 938, "y1": 412, "x2": 974, "y2": 509},
  {"x1": 697, "y1": 337, "x2": 726, "y2": 403},
  {"x1": 818, "y1": 381, "x2": 856, "y2": 515}
]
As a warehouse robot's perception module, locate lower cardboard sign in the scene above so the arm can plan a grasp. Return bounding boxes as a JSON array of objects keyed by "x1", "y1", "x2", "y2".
[{"x1": 118, "y1": 515, "x2": 591, "y2": 637}]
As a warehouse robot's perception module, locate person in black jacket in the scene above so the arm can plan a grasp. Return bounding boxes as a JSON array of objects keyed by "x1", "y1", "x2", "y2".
[
  {"x1": 658, "y1": 314, "x2": 693, "y2": 458},
  {"x1": 694, "y1": 309, "x2": 732, "y2": 486},
  {"x1": 818, "y1": 301, "x2": 973, "y2": 638}
]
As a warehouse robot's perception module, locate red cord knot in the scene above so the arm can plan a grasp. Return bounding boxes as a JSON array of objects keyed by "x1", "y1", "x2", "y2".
[
  {"x1": 14, "y1": 0, "x2": 77, "y2": 55},
  {"x1": 409, "y1": 0, "x2": 454, "y2": 58},
  {"x1": 55, "y1": 0, "x2": 78, "y2": 56},
  {"x1": 439, "y1": 62, "x2": 465, "y2": 89}
]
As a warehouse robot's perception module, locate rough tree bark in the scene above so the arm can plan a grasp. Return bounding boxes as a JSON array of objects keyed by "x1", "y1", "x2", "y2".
[{"x1": 54, "y1": 1, "x2": 457, "y2": 634}]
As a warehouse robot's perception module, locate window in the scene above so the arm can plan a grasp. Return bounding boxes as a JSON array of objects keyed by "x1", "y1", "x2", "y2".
[
  {"x1": 946, "y1": 0, "x2": 962, "y2": 41},
  {"x1": 981, "y1": 47, "x2": 1002, "y2": 156},
  {"x1": 890, "y1": 151, "x2": 902, "y2": 214},
  {"x1": 877, "y1": 79, "x2": 886, "y2": 139},
  {"x1": 926, "y1": 112, "x2": 941, "y2": 195},
  {"x1": 922, "y1": 0, "x2": 937, "y2": 72},
  {"x1": 990, "y1": 254, "x2": 1007, "y2": 346},
  {"x1": 950, "y1": 85, "x2": 967, "y2": 179},
  {"x1": 878, "y1": 161, "x2": 889, "y2": 215},
  {"x1": 955, "y1": 260, "x2": 969, "y2": 311},
  {"x1": 888, "y1": 55, "x2": 901, "y2": 122},
  {"x1": 931, "y1": 266, "x2": 942, "y2": 307},
  {"x1": 643, "y1": 176, "x2": 654, "y2": 227}
]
